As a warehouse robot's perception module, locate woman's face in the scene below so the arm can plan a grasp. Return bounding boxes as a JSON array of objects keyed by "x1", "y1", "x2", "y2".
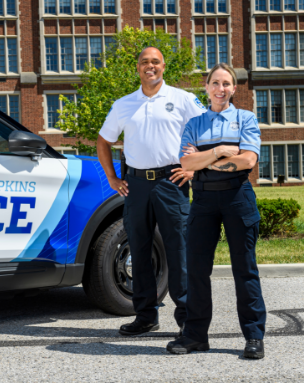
[{"x1": 205, "y1": 69, "x2": 237, "y2": 110}]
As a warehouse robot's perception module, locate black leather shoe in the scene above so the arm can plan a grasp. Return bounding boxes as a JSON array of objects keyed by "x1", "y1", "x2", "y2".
[
  {"x1": 119, "y1": 319, "x2": 159, "y2": 336},
  {"x1": 175, "y1": 323, "x2": 185, "y2": 339},
  {"x1": 243, "y1": 339, "x2": 264, "y2": 359},
  {"x1": 167, "y1": 336, "x2": 210, "y2": 354}
]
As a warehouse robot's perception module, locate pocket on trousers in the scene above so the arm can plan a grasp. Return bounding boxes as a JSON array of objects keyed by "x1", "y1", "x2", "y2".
[
  {"x1": 242, "y1": 210, "x2": 260, "y2": 227},
  {"x1": 180, "y1": 203, "x2": 190, "y2": 215}
]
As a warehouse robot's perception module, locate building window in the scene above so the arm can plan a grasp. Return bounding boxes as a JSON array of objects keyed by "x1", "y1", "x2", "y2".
[
  {"x1": 0, "y1": 94, "x2": 19, "y2": 121},
  {"x1": 259, "y1": 145, "x2": 271, "y2": 179},
  {"x1": 0, "y1": 0, "x2": 16, "y2": 15},
  {"x1": 260, "y1": 143, "x2": 304, "y2": 182},
  {"x1": 155, "y1": 0, "x2": 164, "y2": 13},
  {"x1": 207, "y1": 36, "x2": 216, "y2": 67},
  {"x1": 288, "y1": 145, "x2": 299, "y2": 177},
  {"x1": 270, "y1": 34, "x2": 282, "y2": 67},
  {"x1": 270, "y1": 0, "x2": 281, "y2": 10},
  {"x1": 285, "y1": 90, "x2": 296, "y2": 123},
  {"x1": 285, "y1": 0, "x2": 295, "y2": 10},
  {"x1": 144, "y1": 0, "x2": 152, "y2": 13},
  {"x1": 300, "y1": 0, "x2": 304, "y2": 9},
  {"x1": 256, "y1": 34, "x2": 267, "y2": 68},
  {"x1": 273, "y1": 145, "x2": 285, "y2": 177},
  {"x1": 142, "y1": 0, "x2": 176, "y2": 14},
  {"x1": 257, "y1": 90, "x2": 268, "y2": 123},
  {"x1": 271, "y1": 90, "x2": 282, "y2": 123},
  {"x1": 193, "y1": 0, "x2": 227, "y2": 13},
  {"x1": 45, "y1": 34, "x2": 111, "y2": 73},
  {"x1": 46, "y1": 93, "x2": 78, "y2": 129},
  {"x1": 44, "y1": 0, "x2": 116, "y2": 15},
  {"x1": 219, "y1": 35, "x2": 227, "y2": 62},
  {"x1": 46, "y1": 37, "x2": 58, "y2": 72},
  {"x1": 0, "y1": 37, "x2": 18, "y2": 74},
  {"x1": 300, "y1": 34, "x2": 304, "y2": 66},
  {"x1": 285, "y1": 34, "x2": 296, "y2": 67},
  {"x1": 167, "y1": 0, "x2": 175, "y2": 13},
  {"x1": 256, "y1": 0, "x2": 266, "y2": 11},
  {"x1": 300, "y1": 90, "x2": 304, "y2": 122}
]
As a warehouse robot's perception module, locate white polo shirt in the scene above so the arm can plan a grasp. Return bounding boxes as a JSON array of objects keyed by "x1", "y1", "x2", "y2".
[{"x1": 99, "y1": 81, "x2": 206, "y2": 169}]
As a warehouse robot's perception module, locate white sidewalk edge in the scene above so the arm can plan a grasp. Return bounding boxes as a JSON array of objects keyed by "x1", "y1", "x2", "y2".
[{"x1": 212, "y1": 263, "x2": 304, "y2": 278}]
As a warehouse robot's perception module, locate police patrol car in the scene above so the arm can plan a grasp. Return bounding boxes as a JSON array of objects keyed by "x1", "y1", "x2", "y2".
[{"x1": 0, "y1": 110, "x2": 168, "y2": 315}]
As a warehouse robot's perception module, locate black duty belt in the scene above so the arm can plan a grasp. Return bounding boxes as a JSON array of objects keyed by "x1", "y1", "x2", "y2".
[
  {"x1": 192, "y1": 174, "x2": 249, "y2": 191},
  {"x1": 127, "y1": 164, "x2": 180, "y2": 180}
]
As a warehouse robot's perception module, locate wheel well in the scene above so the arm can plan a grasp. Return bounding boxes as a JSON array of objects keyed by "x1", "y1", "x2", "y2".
[{"x1": 82, "y1": 204, "x2": 124, "y2": 280}]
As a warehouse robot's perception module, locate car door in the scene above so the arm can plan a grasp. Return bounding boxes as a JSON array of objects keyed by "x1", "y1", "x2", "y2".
[{"x1": 0, "y1": 117, "x2": 69, "y2": 291}]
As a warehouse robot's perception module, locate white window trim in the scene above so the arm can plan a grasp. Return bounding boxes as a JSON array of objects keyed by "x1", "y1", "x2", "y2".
[
  {"x1": 254, "y1": 87, "x2": 304, "y2": 128},
  {"x1": 0, "y1": 0, "x2": 18, "y2": 18},
  {"x1": 41, "y1": 18, "x2": 117, "y2": 75},
  {"x1": 0, "y1": 91, "x2": 21, "y2": 122},
  {"x1": 39, "y1": 0, "x2": 120, "y2": 17},
  {"x1": 192, "y1": 16, "x2": 231, "y2": 70},
  {"x1": 252, "y1": 14, "x2": 304, "y2": 71},
  {"x1": 191, "y1": 0, "x2": 230, "y2": 16},
  {"x1": 41, "y1": 90, "x2": 78, "y2": 132},
  {"x1": 258, "y1": 141, "x2": 304, "y2": 183},
  {"x1": 140, "y1": 0, "x2": 179, "y2": 17},
  {"x1": 0, "y1": 20, "x2": 20, "y2": 76},
  {"x1": 251, "y1": 0, "x2": 304, "y2": 15}
]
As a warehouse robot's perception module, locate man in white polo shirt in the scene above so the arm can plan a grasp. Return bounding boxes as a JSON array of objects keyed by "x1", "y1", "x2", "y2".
[{"x1": 97, "y1": 47, "x2": 205, "y2": 336}]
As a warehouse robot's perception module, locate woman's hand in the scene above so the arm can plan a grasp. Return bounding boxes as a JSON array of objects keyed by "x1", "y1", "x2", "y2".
[
  {"x1": 216, "y1": 145, "x2": 240, "y2": 158},
  {"x1": 182, "y1": 143, "x2": 199, "y2": 156}
]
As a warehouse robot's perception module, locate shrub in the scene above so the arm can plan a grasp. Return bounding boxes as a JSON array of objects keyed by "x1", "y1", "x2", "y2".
[{"x1": 257, "y1": 198, "x2": 301, "y2": 238}]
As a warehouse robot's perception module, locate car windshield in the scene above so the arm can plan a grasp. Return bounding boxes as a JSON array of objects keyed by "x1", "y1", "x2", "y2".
[{"x1": 0, "y1": 121, "x2": 13, "y2": 153}]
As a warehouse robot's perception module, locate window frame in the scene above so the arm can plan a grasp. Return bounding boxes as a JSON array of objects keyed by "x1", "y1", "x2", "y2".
[
  {"x1": 193, "y1": 16, "x2": 231, "y2": 70},
  {"x1": 192, "y1": 0, "x2": 229, "y2": 15},
  {"x1": 41, "y1": 0, "x2": 118, "y2": 16},
  {"x1": 0, "y1": 91, "x2": 21, "y2": 122},
  {"x1": 254, "y1": 86, "x2": 304, "y2": 127},
  {"x1": 0, "y1": 0, "x2": 17, "y2": 16},
  {"x1": 140, "y1": 0, "x2": 178, "y2": 16},
  {"x1": 41, "y1": 19, "x2": 115, "y2": 75},
  {"x1": 141, "y1": 16, "x2": 179, "y2": 40},
  {"x1": 252, "y1": 0, "x2": 304, "y2": 13},
  {"x1": 258, "y1": 142, "x2": 304, "y2": 183},
  {"x1": 0, "y1": 20, "x2": 20, "y2": 76}
]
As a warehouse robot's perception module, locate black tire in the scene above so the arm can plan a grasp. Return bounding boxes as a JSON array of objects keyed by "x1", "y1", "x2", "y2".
[{"x1": 82, "y1": 218, "x2": 168, "y2": 316}]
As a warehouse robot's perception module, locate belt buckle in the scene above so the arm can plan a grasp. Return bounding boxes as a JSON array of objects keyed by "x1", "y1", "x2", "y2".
[{"x1": 146, "y1": 170, "x2": 156, "y2": 180}]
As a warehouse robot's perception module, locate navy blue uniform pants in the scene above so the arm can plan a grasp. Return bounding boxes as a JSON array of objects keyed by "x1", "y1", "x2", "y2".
[
  {"x1": 183, "y1": 182, "x2": 266, "y2": 342},
  {"x1": 123, "y1": 170, "x2": 189, "y2": 327}
]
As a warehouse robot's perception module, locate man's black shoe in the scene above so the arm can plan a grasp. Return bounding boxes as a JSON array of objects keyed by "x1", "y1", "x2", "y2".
[
  {"x1": 167, "y1": 336, "x2": 210, "y2": 354},
  {"x1": 175, "y1": 323, "x2": 185, "y2": 339},
  {"x1": 243, "y1": 339, "x2": 264, "y2": 359},
  {"x1": 119, "y1": 319, "x2": 159, "y2": 336}
]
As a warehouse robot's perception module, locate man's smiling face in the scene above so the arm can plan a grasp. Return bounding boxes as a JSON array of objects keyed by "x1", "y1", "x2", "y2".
[{"x1": 137, "y1": 48, "x2": 166, "y2": 86}]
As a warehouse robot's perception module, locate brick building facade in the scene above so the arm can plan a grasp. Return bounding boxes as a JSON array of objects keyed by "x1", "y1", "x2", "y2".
[{"x1": 1, "y1": 0, "x2": 304, "y2": 186}]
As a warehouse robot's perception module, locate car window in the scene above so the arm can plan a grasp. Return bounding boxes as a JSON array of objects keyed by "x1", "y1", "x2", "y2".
[{"x1": 0, "y1": 121, "x2": 13, "y2": 154}]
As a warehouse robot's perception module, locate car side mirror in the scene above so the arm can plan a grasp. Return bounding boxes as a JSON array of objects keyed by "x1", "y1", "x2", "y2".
[{"x1": 8, "y1": 131, "x2": 47, "y2": 161}]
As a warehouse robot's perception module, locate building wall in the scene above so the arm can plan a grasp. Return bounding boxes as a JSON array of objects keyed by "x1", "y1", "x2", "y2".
[{"x1": 1, "y1": 0, "x2": 304, "y2": 185}]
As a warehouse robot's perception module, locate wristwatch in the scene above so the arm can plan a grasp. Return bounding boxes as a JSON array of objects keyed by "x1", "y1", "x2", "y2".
[{"x1": 208, "y1": 164, "x2": 213, "y2": 170}]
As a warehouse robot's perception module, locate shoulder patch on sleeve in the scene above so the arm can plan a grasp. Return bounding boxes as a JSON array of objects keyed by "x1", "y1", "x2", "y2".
[
  {"x1": 193, "y1": 97, "x2": 205, "y2": 110},
  {"x1": 254, "y1": 117, "x2": 259, "y2": 127}
]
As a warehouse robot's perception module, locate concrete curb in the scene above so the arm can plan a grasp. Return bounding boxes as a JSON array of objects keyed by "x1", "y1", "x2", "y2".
[{"x1": 212, "y1": 263, "x2": 304, "y2": 278}]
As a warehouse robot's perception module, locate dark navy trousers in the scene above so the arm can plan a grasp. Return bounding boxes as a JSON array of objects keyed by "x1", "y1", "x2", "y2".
[
  {"x1": 123, "y1": 169, "x2": 189, "y2": 327},
  {"x1": 183, "y1": 182, "x2": 266, "y2": 343}
]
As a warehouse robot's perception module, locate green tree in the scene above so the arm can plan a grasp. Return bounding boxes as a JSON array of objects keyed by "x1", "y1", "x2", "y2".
[{"x1": 56, "y1": 25, "x2": 207, "y2": 154}]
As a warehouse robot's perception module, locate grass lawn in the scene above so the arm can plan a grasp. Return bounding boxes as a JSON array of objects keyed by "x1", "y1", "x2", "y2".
[{"x1": 204, "y1": 185, "x2": 304, "y2": 265}]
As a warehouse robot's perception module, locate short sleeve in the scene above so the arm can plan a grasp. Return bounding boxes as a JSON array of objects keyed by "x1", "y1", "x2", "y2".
[
  {"x1": 179, "y1": 121, "x2": 196, "y2": 159},
  {"x1": 239, "y1": 113, "x2": 261, "y2": 160},
  {"x1": 99, "y1": 102, "x2": 122, "y2": 143},
  {"x1": 183, "y1": 92, "x2": 206, "y2": 124}
]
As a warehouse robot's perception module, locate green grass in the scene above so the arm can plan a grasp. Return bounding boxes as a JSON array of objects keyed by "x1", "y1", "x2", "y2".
[{"x1": 191, "y1": 185, "x2": 304, "y2": 264}]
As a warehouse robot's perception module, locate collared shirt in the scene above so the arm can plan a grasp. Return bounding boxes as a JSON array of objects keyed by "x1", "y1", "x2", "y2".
[
  {"x1": 179, "y1": 104, "x2": 261, "y2": 182},
  {"x1": 99, "y1": 81, "x2": 206, "y2": 169}
]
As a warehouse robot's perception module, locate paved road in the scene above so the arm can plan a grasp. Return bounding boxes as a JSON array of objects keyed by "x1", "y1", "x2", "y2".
[{"x1": 0, "y1": 277, "x2": 303, "y2": 382}]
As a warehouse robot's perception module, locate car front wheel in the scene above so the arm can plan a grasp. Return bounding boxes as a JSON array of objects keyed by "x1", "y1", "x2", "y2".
[{"x1": 82, "y1": 218, "x2": 168, "y2": 316}]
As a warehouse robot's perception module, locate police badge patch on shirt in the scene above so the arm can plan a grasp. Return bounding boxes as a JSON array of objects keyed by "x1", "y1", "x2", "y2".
[
  {"x1": 193, "y1": 97, "x2": 204, "y2": 109},
  {"x1": 165, "y1": 102, "x2": 174, "y2": 112},
  {"x1": 230, "y1": 121, "x2": 239, "y2": 131}
]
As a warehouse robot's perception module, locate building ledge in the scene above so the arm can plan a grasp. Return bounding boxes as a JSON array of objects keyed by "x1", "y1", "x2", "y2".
[
  {"x1": 41, "y1": 75, "x2": 82, "y2": 84},
  {"x1": 259, "y1": 123, "x2": 304, "y2": 129},
  {"x1": 257, "y1": 178, "x2": 304, "y2": 184},
  {"x1": 39, "y1": 130, "x2": 64, "y2": 135},
  {"x1": 252, "y1": 70, "x2": 304, "y2": 80},
  {"x1": 20, "y1": 72, "x2": 37, "y2": 84}
]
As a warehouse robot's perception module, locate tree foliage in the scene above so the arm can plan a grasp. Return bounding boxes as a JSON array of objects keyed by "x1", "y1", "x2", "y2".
[{"x1": 56, "y1": 26, "x2": 207, "y2": 153}]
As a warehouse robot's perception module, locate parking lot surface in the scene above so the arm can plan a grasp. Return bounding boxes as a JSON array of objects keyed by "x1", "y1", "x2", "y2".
[{"x1": 0, "y1": 277, "x2": 303, "y2": 383}]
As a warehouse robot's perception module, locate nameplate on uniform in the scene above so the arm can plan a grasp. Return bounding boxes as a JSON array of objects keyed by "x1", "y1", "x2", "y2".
[
  {"x1": 165, "y1": 103, "x2": 174, "y2": 112},
  {"x1": 230, "y1": 121, "x2": 239, "y2": 131}
]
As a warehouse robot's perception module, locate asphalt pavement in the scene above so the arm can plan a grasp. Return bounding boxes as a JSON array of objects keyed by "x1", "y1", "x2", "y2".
[{"x1": 0, "y1": 276, "x2": 303, "y2": 382}]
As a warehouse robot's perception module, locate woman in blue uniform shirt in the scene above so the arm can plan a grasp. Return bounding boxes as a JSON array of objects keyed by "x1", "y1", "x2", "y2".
[{"x1": 167, "y1": 63, "x2": 266, "y2": 359}]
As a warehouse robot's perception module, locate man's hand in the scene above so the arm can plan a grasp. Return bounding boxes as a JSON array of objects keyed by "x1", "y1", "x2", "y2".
[
  {"x1": 182, "y1": 143, "x2": 199, "y2": 156},
  {"x1": 170, "y1": 168, "x2": 194, "y2": 187},
  {"x1": 109, "y1": 176, "x2": 129, "y2": 197},
  {"x1": 216, "y1": 145, "x2": 240, "y2": 158}
]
